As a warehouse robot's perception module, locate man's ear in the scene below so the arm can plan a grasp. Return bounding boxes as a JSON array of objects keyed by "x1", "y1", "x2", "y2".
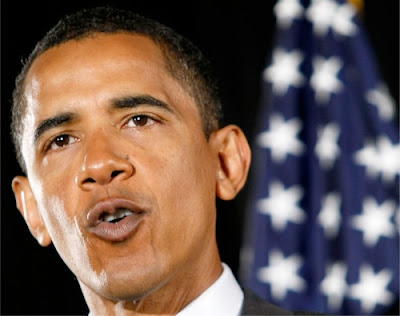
[
  {"x1": 212, "y1": 124, "x2": 251, "y2": 201},
  {"x1": 12, "y1": 176, "x2": 52, "y2": 247}
]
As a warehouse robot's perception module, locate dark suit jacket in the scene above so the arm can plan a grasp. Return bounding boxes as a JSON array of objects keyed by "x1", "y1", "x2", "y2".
[{"x1": 241, "y1": 287, "x2": 324, "y2": 315}]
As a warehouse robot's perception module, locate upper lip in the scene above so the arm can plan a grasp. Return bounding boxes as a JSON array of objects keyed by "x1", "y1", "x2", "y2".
[{"x1": 86, "y1": 197, "x2": 146, "y2": 227}]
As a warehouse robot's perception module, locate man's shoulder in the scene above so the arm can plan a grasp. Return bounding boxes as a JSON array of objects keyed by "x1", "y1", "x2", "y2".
[
  {"x1": 241, "y1": 287, "x2": 325, "y2": 316},
  {"x1": 241, "y1": 287, "x2": 293, "y2": 315}
]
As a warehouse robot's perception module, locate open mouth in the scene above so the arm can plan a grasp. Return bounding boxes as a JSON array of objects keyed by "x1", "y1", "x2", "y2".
[
  {"x1": 100, "y1": 208, "x2": 134, "y2": 223},
  {"x1": 87, "y1": 198, "x2": 146, "y2": 242}
]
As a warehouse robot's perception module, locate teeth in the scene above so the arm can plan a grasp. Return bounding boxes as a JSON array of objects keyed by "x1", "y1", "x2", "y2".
[
  {"x1": 103, "y1": 209, "x2": 133, "y2": 223},
  {"x1": 103, "y1": 213, "x2": 116, "y2": 222}
]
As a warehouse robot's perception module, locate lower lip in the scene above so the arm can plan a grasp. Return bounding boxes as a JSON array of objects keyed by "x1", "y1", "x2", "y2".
[{"x1": 88, "y1": 213, "x2": 145, "y2": 242}]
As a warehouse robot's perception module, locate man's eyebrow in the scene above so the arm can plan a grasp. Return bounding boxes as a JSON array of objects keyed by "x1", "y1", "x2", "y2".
[
  {"x1": 33, "y1": 96, "x2": 172, "y2": 143},
  {"x1": 34, "y1": 112, "x2": 76, "y2": 143},
  {"x1": 112, "y1": 95, "x2": 173, "y2": 113}
]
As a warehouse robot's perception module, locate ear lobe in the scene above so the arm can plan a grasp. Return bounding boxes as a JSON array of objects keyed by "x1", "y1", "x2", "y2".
[
  {"x1": 12, "y1": 176, "x2": 52, "y2": 247},
  {"x1": 213, "y1": 125, "x2": 251, "y2": 200}
]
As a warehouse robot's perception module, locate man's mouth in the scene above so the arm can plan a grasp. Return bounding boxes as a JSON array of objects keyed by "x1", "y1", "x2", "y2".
[
  {"x1": 100, "y1": 208, "x2": 134, "y2": 223},
  {"x1": 87, "y1": 199, "x2": 146, "y2": 242}
]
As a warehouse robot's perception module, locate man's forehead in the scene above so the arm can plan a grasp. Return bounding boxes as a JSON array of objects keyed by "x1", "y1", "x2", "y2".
[
  {"x1": 21, "y1": 32, "x2": 201, "y2": 132},
  {"x1": 22, "y1": 32, "x2": 170, "y2": 112},
  {"x1": 21, "y1": 32, "x2": 199, "y2": 127},
  {"x1": 27, "y1": 32, "x2": 165, "y2": 78}
]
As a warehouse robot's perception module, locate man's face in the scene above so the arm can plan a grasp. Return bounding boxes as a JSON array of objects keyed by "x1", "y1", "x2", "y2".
[{"x1": 19, "y1": 33, "x2": 222, "y2": 300}]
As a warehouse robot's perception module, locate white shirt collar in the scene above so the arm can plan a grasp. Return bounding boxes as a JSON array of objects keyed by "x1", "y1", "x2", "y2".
[{"x1": 176, "y1": 262, "x2": 244, "y2": 316}]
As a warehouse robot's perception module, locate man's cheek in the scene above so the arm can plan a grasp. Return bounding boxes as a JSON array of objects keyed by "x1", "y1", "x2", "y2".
[{"x1": 39, "y1": 196, "x2": 70, "y2": 240}]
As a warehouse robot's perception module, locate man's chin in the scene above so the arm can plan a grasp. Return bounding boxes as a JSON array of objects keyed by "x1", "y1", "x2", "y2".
[{"x1": 78, "y1": 267, "x2": 166, "y2": 303}]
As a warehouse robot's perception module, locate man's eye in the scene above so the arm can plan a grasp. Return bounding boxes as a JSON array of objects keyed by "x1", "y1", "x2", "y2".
[
  {"x1": 126, "y1": 115, "x2": 154, "y2": 127},
  {"x1": 49, "y1": 135, "x2": 77, "y2": 150}
]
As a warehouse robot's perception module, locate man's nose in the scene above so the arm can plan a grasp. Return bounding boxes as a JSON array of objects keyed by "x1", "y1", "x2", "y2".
[{"x1": 75, "y1": 135, "x2": 134, "y2": 190}]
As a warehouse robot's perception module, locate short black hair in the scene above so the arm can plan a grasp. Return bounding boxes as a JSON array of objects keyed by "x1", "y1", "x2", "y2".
[{"x1": 11, "y1": 6, "x2": 223, "y2": 173}]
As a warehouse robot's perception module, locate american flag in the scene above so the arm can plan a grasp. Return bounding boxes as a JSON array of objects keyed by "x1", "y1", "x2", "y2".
[{"x1": 241, "y1": 0, "x2": 399, "y2": 314}]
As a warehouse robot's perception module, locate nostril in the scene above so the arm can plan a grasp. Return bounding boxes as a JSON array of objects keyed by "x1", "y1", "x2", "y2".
[
  {"x1": 111, "y1": 170, "x2": 123, "y2": 178},
  {"x1": 83, "y1": 178, "x2": 96, "y2": 184}
]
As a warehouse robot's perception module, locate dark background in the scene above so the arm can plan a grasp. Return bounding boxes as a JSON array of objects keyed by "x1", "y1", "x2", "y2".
[{"x1": 1, "y1": 1, "x2": 398, "y2": 315}]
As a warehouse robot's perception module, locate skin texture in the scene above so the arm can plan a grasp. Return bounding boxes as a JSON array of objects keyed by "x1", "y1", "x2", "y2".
[{"x1": 12, "y1": 33, "x2": 251, "y2": 315}]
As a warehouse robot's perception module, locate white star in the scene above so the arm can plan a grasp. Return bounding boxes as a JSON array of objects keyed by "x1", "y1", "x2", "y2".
[
  {"x1": 310, "y1": 56, "x2": 343, "y2": 104},
  {"x1": 257, "y1": 113, "x2": 305, "y2": 163},
  {"x1": 332, "y1": 2, "x2": 358, "y2": 36},
  {"x1": 375, "y1": 137, "x2": 400, "y2": 182},
  {"x1": 306, "y1": 0, "x2": 337, "y2": 36},
  {"x1": 318, "y1": 192, "x2": 341, "y2": 238},
  {"x1": 257, "y1": 249, "x2": 306, "y2": 300},
  {"x1": 354, "y1": 136, "x2": 400, "y2": 183},
  {"x1": 257, "y1": 181, "x2": 306, "y2": 231},
  {"x1": 315, "y1": 123, "x2": 341, "y2": 169},
  {"x1": 306, "y1": 0, "x2": 357, "y2": 37},
  {"x1": 351, "y1": 197, "x2": 397, "y2": 247},
  {"x1": 320, "y1": 262, "x2": 348, "y2": 310},
  {"x1": 263, "y1": 48, "x2": 305, "y2": 95},
  {"x1": 348, "y1": 264, "x2": 395, "y2": 313},
  {"x1": 274, "y1": 0, "x2": 304, "y2": 29},
  {"x1": 354, "y1": 142, "x2": 379, "y2": 177},
  {"x1": 366, "y1": 83, "x2": 396, "y2": 121}
]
